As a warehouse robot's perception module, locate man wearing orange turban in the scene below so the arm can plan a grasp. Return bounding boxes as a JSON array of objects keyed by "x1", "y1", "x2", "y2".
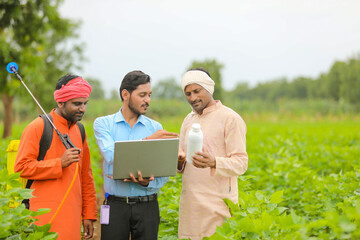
[{"x1": 15, "y1": 74, "x2": 97, "y2": 240}]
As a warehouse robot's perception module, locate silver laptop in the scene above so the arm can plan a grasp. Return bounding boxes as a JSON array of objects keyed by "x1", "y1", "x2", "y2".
[{"x1": 113, "y1": 138, "x2": 179, "y2": 179}]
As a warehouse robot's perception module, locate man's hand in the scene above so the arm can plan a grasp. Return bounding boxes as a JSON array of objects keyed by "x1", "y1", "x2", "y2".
[
  {"x1": 61, "y1": 148, "x2": 81, "y2": 168},
  {"x1": 192, "y1": 152, "x2": 216, "y2": 169},
  {"x1": 82, "y1": 219, "x2": 95, "y2": 239},
  {"x1": 144, "y1": 129, "x2": 179, "y2": 140},
  {"x1": 178, "y1": 150, "x2": 186, "y2": 162},
  {"x1": 124, "y1": 171, "x2": 154, "y2": 186},
  {"x1": 178, "y1": 150, "x2": 186, "y2": 170}
]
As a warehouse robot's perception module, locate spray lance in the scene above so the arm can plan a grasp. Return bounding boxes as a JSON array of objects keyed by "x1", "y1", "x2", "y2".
[{"x1": 6, "y1": 62, "x2": 80, "y2": 224}]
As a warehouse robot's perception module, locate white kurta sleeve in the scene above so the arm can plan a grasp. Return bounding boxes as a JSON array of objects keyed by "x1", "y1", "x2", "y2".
[{"x1": 211, "y1": 116, "x2": 248, "y2": 177}]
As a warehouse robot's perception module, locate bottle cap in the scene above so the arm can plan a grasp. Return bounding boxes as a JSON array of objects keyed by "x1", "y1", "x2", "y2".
[
  {"x1": 192, "y1": 123, "x2": 201, "y2": 129},
  {"x1": 105, "y1": 192, "x2": 109, "y2": 199}
]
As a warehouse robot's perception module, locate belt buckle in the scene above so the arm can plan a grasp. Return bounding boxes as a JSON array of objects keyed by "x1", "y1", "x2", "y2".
[{"x1": 126, "y1": 197, "x2": 136, "y2": 204}]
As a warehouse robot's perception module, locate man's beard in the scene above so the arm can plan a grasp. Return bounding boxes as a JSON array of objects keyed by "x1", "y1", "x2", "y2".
[
  {"x1": 128, "y1": 98, "x2": 149, "y2": 116},
  {"x1": 61, "y1": 103, "x2": 84, "y2": 122}
]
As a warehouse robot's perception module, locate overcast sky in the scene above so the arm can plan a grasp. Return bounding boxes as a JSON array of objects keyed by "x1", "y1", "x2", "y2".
[{"x1": 60, "y1": 0, "x2": 360, "y2": 96}]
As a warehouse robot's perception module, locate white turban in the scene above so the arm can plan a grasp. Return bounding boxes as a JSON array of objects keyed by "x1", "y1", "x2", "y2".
[{"x1": 181, "y1": 70, "x2": 215, "y2": 95}]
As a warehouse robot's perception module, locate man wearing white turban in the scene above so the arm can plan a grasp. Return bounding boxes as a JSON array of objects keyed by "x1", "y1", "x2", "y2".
[{"x1": 177, "y1": 68, "x2": 248, "y2": 239}]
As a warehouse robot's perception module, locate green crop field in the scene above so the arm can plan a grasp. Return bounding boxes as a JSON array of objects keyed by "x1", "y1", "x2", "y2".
[
  {"x1": 156, "y1": 118, "x2": 360, "y2": 239},
  {"x1": 1, "y1": 116, "x2": 360, "y2": 239}
]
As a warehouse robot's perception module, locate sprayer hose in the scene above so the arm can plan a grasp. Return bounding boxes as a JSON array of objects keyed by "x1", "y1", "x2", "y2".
[{"x1": 49, "y1": 162, "x2": 79, "y2": 224}]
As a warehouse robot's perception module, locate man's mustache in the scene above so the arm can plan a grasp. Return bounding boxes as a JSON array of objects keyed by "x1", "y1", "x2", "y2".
[{"x1": 191, "y1": 100, "x2": 201, "y2": 105}]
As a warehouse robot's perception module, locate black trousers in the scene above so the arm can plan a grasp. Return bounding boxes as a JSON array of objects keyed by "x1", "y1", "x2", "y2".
[{"x1": 101, "y1": 197, "x2": 160, "y2": 240}]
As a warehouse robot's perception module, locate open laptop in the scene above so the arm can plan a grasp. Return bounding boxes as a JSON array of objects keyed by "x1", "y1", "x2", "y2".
[{"x1": 113, "y1": 138, "x2": 179, "y2": 179}]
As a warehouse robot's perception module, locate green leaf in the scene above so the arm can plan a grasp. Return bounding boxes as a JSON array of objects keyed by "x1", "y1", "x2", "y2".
[
  {"x1": 36, "y1": 223, "x2": 52, "y2": 232},
  {"x1": 261, "y1": 211, "x2": 273, "y2": 230},
  {"x1": 0, "y1": 198, "x2": 10, "y2": 205},
  {"x1": 18, "y1": 188, "x2": 34, "y2": 199},
  {"x1": 31, "y1": 208, "x2": 51, "y2": 217},
  {"x1": 8, "y1": 172, "x2": 21, "y2": 180},
  {"x1": 42, "y1": 233, "x2": 59, "y2": 240},
  {"x1": 277, "y1": 207, "x2": 288, "y2": 215},
  {"x1": 291, "y1": 210, "x2": 302, "y2": 225},
  {"x1": 268, "y1": 203, "x2": 277, "y2": 211},
  {"x1": 239, "y1": 217, "x2": 254, "y2": 232},
  {"x1": 247, "y1": 207, "x2": 259, "y2": 214},
  {"x1": 223, "y1": 198, "x2": 239, "y2": 216},
  {"x1": 5, "y1": 233, "x2": 22, "y2": 240},
  {"x1": 270, "y1": 190, "x2": 284, "y2": 204},
  {"x1": 24, "y1": 223, "x2": 36, "y2": 233},
  {"x1": 8, "y1": 180, "x2": 22, "y2": 188},
  {"x1": 255, "y1": 191, "x2": 264, "y2": 201},
  {"x1": 307, "y1": 219, "x2": 327, "y2": 229},
  {"x1": 339, "y1": 221, "x2": 356, "y2": 232}
]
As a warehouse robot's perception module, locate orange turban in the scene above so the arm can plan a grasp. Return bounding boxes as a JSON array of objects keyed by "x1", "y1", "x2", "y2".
[{"x1": 54, "y1": 77, "x2": 92, "y2": 102}]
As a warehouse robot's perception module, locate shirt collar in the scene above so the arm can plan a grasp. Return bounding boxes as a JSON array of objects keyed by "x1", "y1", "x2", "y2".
[
  {"x1": 192, "y1": 100, "x2": 222, "y2": 116},
  {"x1": 114, "y1": 109, "x2": 125, "y2": 123},
  {"x1": 114, "y1": 108, "x2": 146, "y2": 125},
  {"x1": 51, "y1": 108, "x2": 76, "y2": 128}
]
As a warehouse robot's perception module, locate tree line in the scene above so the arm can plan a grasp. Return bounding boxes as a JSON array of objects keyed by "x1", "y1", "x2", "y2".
[
  {"x1": 227, "y1": 56, "x2": 360, "y2": 105},
  {"x1": 151, "y1": 56, "x2": 360, "y2": 107}
]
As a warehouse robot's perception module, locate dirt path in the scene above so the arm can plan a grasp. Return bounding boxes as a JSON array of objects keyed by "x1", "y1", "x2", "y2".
[
  {"x1": 92, "y1": 158, "x2": 104, "y2": 240},
  {"x1": 92, "y1": 185, "x2": 104, "y2": 240}
]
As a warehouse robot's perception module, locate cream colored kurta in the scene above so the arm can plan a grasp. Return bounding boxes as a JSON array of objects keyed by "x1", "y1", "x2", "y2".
[{"x1": 178, "y1": 101, "x2": 248, "y2": 240}]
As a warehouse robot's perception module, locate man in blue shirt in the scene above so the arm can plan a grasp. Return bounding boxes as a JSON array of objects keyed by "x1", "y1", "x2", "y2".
[{"x1": 94, "y1": 70, "x2": 178, "y2": 240}]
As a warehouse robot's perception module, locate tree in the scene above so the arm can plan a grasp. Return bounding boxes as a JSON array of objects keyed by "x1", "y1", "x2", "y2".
[
  {"x1": 265, "y1": 78, "x2": 289, "y2": 101},
  {"x1": 87, "y1": 78, "x2": 105, "y2": 99},
  {"x1": 309, "y1": 73, "x2": 327, "y2": 99},
  {"x1": 187, "y1": 59, "x2": 224, "y2": 101},
  {"x1": 324, "y1": 61, "x2": 345, "y2": 101},
  {"x1": 228, "y1": 82, "x2": 251, "y2": 100},
  {"x1": 288, "y1": 77, "x2": 312, "y2": 99},
  {"x1": 109, "y1": 89, "x2": 120, "y2": 100},
  {"x1": 0, "y1": 0, "x2": 83, "y2": 138},
  {"x1": 247, "y1": 78, "x2": 289, "y2": 101},
  {"x1": 152, "y1": 78, "x2": 184, "y2": 100},
  {"x1": 340, "y1": 56, "x2": 360, "y2": 105}
]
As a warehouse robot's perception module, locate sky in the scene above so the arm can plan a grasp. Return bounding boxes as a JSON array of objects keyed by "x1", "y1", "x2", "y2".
[{"x1": 59, "y1": 0, "x2": 360, "y2": 96}]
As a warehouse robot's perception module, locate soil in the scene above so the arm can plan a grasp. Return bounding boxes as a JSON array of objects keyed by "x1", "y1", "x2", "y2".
[
  {"x1": 92, "y1": 185, "x2": 104, "y2": 240},
  {"x1": 91, "y1": 158, "x2": 105, "y2": 240}
]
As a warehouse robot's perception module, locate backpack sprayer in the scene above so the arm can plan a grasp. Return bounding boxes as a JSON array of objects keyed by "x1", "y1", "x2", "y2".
[{"x1": 6, "y1": 62, "x2": 80, "y2": 224}]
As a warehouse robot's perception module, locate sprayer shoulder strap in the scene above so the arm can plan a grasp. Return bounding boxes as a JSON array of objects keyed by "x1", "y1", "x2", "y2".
[
  {"x1": 24, "y1": 114, "x2": 85, "y2": 189},
  {"x1": 38, "y1": 114, "x2": 86, "y2": 159},
  {"x1": 38, "y1": 114, "x2": 53, "y2": 161},
  {"x1": 76, "y1": 121, "x2": 86, "y2": 144}
]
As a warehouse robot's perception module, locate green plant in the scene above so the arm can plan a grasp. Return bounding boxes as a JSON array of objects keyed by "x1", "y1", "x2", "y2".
[{"x1": 0, "y1": 169, "x2": 57, "y2": 239}]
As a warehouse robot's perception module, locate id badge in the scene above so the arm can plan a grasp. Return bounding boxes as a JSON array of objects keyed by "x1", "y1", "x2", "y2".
[{"x1": 100, "y1": 205, "x2": 110, "y2": 225}]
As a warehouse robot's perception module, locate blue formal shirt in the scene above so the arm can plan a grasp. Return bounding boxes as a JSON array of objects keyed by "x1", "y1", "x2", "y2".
[{"x1": 93, "y1": 109, "x2": 169, "y2": 197}]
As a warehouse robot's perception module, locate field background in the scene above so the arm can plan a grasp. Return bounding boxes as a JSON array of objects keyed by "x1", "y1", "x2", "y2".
[
  {"x1": 1, "y1": 98, "x2": 360, "y2": 239},
  {"x1": 2, "y1": 1, "x2": 360, "y2": 239}
]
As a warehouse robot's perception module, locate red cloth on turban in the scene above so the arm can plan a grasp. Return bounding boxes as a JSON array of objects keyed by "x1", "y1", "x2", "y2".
[{"x1": 54, "y1": 77, "x2": 92, "y2": 102}]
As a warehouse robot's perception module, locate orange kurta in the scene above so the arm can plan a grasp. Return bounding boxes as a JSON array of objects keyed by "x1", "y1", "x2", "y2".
[
  {"x1": 14, "y1": 110, "x2": 97, "y2": 240},
  {"x1": 178, "y1": 101, "x2": 248, "y2": 239}
]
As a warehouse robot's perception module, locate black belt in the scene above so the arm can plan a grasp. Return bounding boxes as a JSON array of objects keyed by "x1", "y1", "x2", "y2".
[{"x1": 108, "y1": 193, "x2": 157, "y2": 204}]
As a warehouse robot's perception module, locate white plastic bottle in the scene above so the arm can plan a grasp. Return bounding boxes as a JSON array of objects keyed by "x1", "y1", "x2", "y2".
[{"x1": 186, "y1": 123, "x2": 203, "y2": 164}]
